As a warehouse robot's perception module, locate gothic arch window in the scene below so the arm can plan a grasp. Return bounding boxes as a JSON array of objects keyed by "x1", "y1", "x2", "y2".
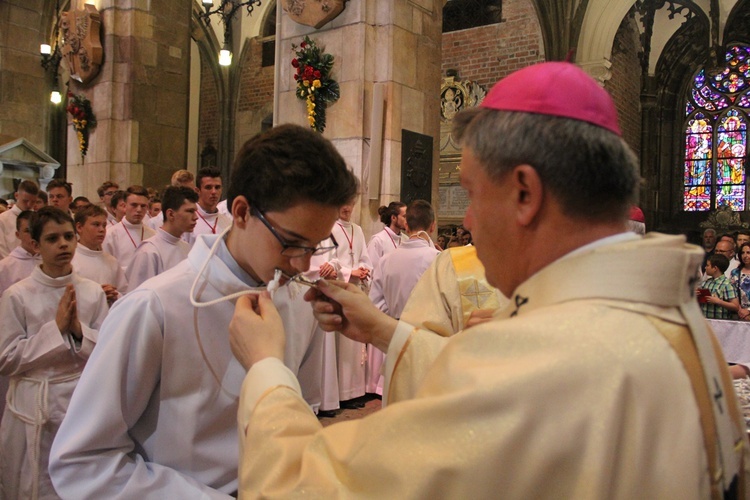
[{"x1": 683, "y1": 44, "x2": 750, "y2": 211}]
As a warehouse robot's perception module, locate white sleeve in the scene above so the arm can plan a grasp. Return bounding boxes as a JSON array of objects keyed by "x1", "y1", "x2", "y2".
[
  {"x1": 49, "y1": 290, "x2": 231, "y2": 499},
  {"x1": 368, "y1": 259, "x2": 389, "y2": 314},
  {"x1": 126, "y1": 245, "x2": 160, "y2": 291},
  {"x1": 0, "y1": 289, "x2": 70, "y2": 376}
]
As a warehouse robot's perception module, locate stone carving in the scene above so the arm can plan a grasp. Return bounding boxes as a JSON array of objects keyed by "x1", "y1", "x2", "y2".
[
  {"x1": 440, "y1": 76, "x2": 486, "y2": 122},
  {"x1": 283, "y1": 0, "x2": 347, "y2": 29},
  {"x1": 61, "y1": 4, "x2": 103, "y2": 84}
]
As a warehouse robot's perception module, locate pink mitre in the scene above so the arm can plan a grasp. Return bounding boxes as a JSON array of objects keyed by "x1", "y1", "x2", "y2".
[{"x1": 480, "y1": 62, "x2": 622, "y2": 136}]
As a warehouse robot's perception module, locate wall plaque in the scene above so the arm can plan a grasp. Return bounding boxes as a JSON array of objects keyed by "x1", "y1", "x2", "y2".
[{"x1": 401, "y1": 129, "x2": 433, "y2": 205}]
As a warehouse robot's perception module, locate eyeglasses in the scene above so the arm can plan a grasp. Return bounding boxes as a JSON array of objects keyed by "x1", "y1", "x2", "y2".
[
  {"x1": 103, "y1": 191, "x2": 117, "y2": 197},
  {"x1": 251, "y1": 206, "x2": 338, "y2": 257}
]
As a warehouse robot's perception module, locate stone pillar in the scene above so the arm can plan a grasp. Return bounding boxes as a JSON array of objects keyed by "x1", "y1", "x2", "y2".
[
  {"x1": 276, "y1": 0, "x2": 443, "y2": 239},
  {"x1": 67, "y1": 0, "x2": 191, "y2": 199},
  {"x1": 0, "y1": 0, "x2": 50, "y2": 147}
]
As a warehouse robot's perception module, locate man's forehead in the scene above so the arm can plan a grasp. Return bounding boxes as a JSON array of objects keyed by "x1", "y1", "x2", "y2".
[
  {"x1": 200, "y1": 177, "x2": 222, "y2": 187},
  {"x1": 40, "y1": 221, "x2": 75, "y2": 235},
  {"x1": 127, "y1": 194, "x2": 148, "y2": 203}
]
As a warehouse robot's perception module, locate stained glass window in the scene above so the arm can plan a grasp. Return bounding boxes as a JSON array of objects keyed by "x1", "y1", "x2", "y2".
[{"x1": 683, "y1": 44, "x2": 750, "y2": 211}]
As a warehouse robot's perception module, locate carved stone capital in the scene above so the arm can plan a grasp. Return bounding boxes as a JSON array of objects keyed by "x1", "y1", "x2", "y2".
[{"x1": 578, "y1": 59, "x2": 613, "y2": 86}]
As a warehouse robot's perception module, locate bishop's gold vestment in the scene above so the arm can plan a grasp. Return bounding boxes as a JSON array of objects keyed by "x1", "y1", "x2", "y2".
[{"x1": 237, "y1": 233, "x2": 749, "y2": 499}]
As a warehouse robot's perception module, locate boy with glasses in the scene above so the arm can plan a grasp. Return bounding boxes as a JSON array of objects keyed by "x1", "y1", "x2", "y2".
[{"x1": 50, "y1": 124, "x2": 358, "y2": 498}]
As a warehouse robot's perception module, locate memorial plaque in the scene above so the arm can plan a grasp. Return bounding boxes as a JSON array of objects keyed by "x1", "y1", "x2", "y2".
[
  {"x1": 438, "y1": 185, "x2": 470, "y2": 220},
  {"x1": 400, "y1": 129, "x2": 433, "y2": 204}
]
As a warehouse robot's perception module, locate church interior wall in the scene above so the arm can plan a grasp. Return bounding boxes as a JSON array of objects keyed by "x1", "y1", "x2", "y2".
[
  {"x1": 234, "y1": 36, "x2": 275, "y2": 154},
  {"x1": 198, "y1": 51, "x2": 221, "y2": 171},
  {"x1": 604, "y1": 10, "x2": 643, "y2": 157},
  {"x1": 440, "y1": 0, "x2": 543, "y2": 88}
]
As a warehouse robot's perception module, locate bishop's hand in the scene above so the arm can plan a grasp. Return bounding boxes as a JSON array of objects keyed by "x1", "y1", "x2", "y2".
[{"x1": 304, "y1": 280, "x2": 397, "y2": 352}]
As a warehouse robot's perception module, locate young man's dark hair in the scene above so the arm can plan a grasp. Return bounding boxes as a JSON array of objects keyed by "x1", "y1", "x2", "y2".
[
  {"x1": 227, "y1": 124, "x2": 359, "y2": 213},
  {"x1": 71, "y1": 196, "x2": 91, "y2": 210},
  {"x1": 110, "y1": 190, "x2": 127, "y2": 210},
  {"x1": 196, "y1": 166, "x2": 223, "y2": 190},
  {"x1": 161, "y1": 186, "x2": 199, "y2": 213},
  {"x1": 30, "y1": 206, "x2": 74, "y2": 242},
  {"x1": 16, "y1": 210, "x2": 38, "y2": 231},
  {"x1": 47, "y1": 179, "x2": 73, "y2": 196},
  {"x1": 405, "y1": 199, "x2": 434, "y2": 232},
  {"x1": 74, "y1": 204, "x2": 108, "y2": 227},
  {"x1": 37, "y1": 190, "x2": 48, "y2": 205},
  {"x1": 17, "y1": 180, "x2": 40, "y2": 197},
  {"x1": 708, "y1": 253, "x2": 730, "y2": 274},
  {"x1": 378, "y1": 201, "x2": 406, "y2": 226},
  {"x1": 0, "y1": 198, "x2": 8, "y2": 208}
]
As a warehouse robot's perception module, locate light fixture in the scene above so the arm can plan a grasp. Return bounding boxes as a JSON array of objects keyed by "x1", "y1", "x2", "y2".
[
  {"x1": 219, "y1": 48, "x2": 233, "y2": 66},
  {"x1": 199, "y1": 0, "x2": 263, "y2": 66},
  {"x1": 41, "y1": 0, "x2": 64, "y2": 103}
]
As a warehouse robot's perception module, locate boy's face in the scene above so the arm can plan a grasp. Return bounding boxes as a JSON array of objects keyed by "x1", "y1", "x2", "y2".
[
  {"x1": 149, "y1": 202, "x2": 162, "y2": 218},
  {"x1": 197, "y1": 177, "x2": 222, "y2": 211},
  {"x1": 16, "y1": 219, "x2": 36, "y2": 254},
  {"x1": 124, "y1": 194, "x2": 149, "y2": 224},
  {"x1": 339, "y1": 204, "x2": 354, "y2": 222},
  {"x1": 169, "y1": 200, "x2": 198, "y2": 234},
  {"x1": 48, "y1": 187, "x2": 73, "y2": 210},
  {"x1": 34, "y1": 196, "x2": 45, "y2": 211},
  {"x1": 229, "y1": 198, "x2": 339, "y2": 284},
  {"x1": 33, "y1": 220, "x2": 77, "y2": 269},
  {"x1": 15, "y1": 189, "x2": 37, "y2": 211},
  {"x1": 76, "y1": 215, "x2": 107, "y2": 249}
]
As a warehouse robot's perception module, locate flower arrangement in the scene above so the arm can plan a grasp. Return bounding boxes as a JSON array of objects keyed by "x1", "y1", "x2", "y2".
[
  {"x1": 66, "y1": 92, "x2": 97, "y2": 161},
  {"x1": 291, "y1": 36, "x2": 340, "y2": 133}
]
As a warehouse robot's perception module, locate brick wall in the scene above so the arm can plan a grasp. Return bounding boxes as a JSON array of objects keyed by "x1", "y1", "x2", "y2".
[
  {"x1": 237, "y1": 37, "x2": 275, "y2": 114},
  {"x1": 441, "y1": 0, "x2": 544, "y2": 89},
  {"x1": 606, "y1": 13, "x2": 642, "y2": 155},
  {"x1": 198, "y1": 55, "x2": 220, "y2": 159}
]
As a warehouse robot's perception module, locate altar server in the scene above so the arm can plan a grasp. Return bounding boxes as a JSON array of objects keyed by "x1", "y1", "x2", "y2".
[
  {"x1": 183, "y1": 166, "x2": 231, "y2": 247},
  {"x1": 0, "y1": 207, "x2": 107, "y2": 500},
  {"x1": 102, "y1": 185, "x2": 156, "y2": 273},
  {"x1": 0, "y1": 180, "x2": 39, "y2": 259},
  {"x1": 0, "y1": 211, "x2": 40, "y2": 297},
  {"x1": 49, "y1": 124, "x2": 358, "y2": 498},
  {"x1": 126, "y1": 186, "x2": 197, "y2": 289}
]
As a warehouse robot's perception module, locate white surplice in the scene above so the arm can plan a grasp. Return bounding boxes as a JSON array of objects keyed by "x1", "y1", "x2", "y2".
[
  {"x1": 126, "y1": 228, "x2": 189, "y2": 290},
  {"x1": 330, "y1": 220, "x2": 372, "y2": 401},
  {"x1": 183, "y1": 205, "x2": 231, "y2": 248},
  {"x1": 0, "y1": 268, "x2": 107, "y2": 500},
  {"x1": 234, "y1": 233, "x2": 750, "y2": 499},
  {"x1": 0, "y1": 246, "x2": 40, "y2": 297},
  {"x1": 102, "y1": 219, "x2": 156, "y2": 274},
  {"x1": 365, "y1": 226, "x2": 403, "y2": 395},
  {"x1": 145, "y1": 210, "x2": 163, "y2": 231},
  {"x1": 366, "y1": 237, "x2": 439, "y2": 396},
  {"x1": 49, "y1": 234, "x2": 322, "y2": 498},
  {"x1": 0, "y1": 205, "x2": 22, "y2": 259},
  {"x1": 71, "y1": 245, "x2": 128, "y2": 295}
]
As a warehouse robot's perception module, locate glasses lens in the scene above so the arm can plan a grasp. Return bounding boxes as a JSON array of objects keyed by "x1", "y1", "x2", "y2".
[
  {"x1": 311, "y1": 245, "x2": 336, "y2": 256},
  {"x1": 281, "y1": 247, "x2": 311, "y2": 257}
]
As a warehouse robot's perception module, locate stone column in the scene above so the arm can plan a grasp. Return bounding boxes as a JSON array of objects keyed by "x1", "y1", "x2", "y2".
[
  {"x1": 276, "y1": 0, "x2": 443, "y2": 239},
  {"x1": 66, "y1": 0, "x2": 191, "y2": 199}
]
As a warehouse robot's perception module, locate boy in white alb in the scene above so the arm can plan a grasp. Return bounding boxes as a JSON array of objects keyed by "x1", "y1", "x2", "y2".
[
  {"x1": 49, "y1": 124, "x2": 359, "y2": 498},
  {"x1": 184, "y1": 166, "x2": 231, "y2": 247},
  {"x1": 102, "y1": 185, "x2": 156, "y2": 273},
  {"x1": 0, "y1": 207, "x2": 107, "y2": 499},
  {"x1": 365, "y1": 201, "x2": 406, "y2": 394},
  {"x1": 0, "y1": 180, "x2": 39, "y2": 259},
  {"x1": 0, "y1": 211, "x2": 40, "y2": 297},
  {"x1": 326, "y1": 201, "x2": 372, "y2": 402},
  {"x1": 72, "y1": 205, "x2": 128, "y2": 303},
  {"x1": 127, "y1": 186, "x2": 197, "y2": 289}
]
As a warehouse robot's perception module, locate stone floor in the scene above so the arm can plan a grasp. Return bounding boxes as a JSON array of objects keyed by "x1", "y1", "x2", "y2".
[{"x1": 318, "y1": 394, "x2": 382, "y2": 427}]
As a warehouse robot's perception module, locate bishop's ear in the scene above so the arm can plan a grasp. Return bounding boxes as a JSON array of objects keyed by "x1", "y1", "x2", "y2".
[{"x1": 512, "y1": 164, "x2": 544, "y2": 226}]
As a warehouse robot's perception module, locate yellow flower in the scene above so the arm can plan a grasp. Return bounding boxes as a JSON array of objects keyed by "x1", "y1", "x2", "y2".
[
  {"x1": 308, "y1": 115, "x2": 316, "y2": 127},
  {"x1": 312, "y1": 79, "x2": 321, "y2": 89},
  {"x1": 303, "y1": 80, "x2": 310, "y2": 87}
]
